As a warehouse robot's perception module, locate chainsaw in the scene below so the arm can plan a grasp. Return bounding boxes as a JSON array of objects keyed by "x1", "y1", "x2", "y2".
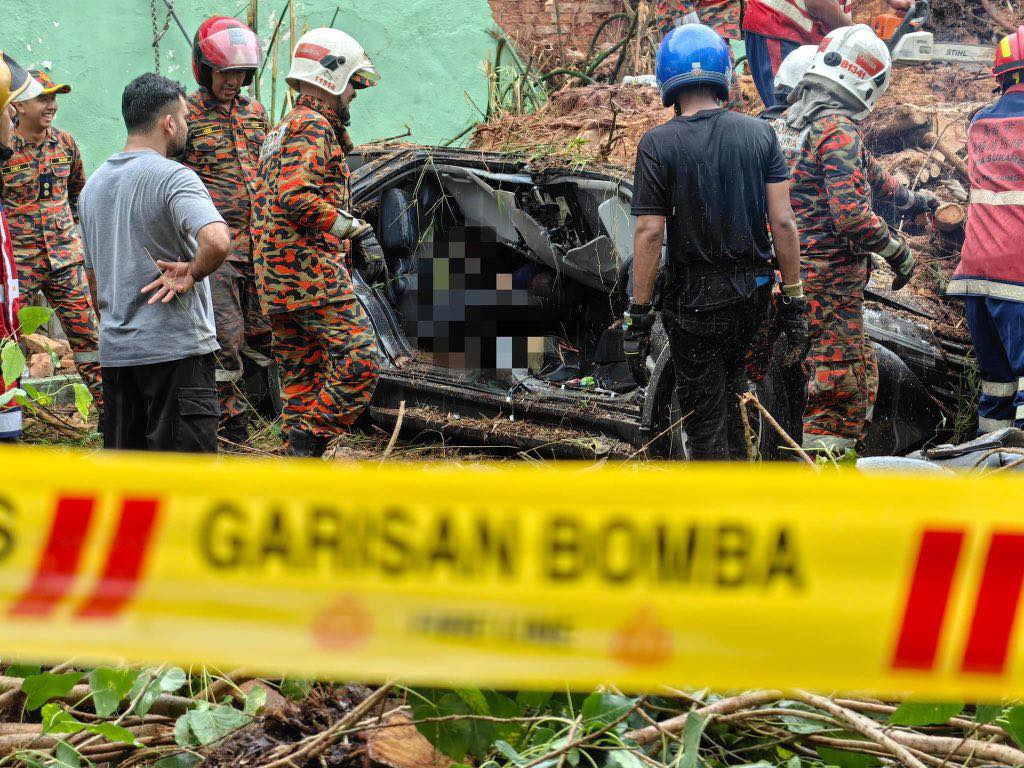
[{"x1": 872, "y1": 0, "x2": 991, "y2": 68}]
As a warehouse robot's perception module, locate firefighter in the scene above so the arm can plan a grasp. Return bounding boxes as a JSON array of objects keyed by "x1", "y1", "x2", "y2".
[
  {"x1": 1, "y1": 69, "x2": 102, "y2": 414},
  {"x1": 181, "y1": 16, "x2": 271, "y2": 445},
  {"x1": 0, "y1": 53, "x2": 42, "y2": 442},
  {"x1": 252, "y1": 28, "x2": 386, "y2": 458},
  {"x1": 947, "y1": 27, "x2": 1024, "y2": 434},
  {"x1": 772, "y1": 25, "x2": 916, "y2": 453},
  {"x1": 743, "y1": 0, "x2": 910, "y2": 108},
  {"x1": 624, "y1": 24, "x2": 806, "y2": 460}
]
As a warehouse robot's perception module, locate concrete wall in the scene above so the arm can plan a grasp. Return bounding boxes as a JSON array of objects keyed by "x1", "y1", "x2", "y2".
[{"x1": 4, "y1": 0, "x2": 498, "y2": 172}]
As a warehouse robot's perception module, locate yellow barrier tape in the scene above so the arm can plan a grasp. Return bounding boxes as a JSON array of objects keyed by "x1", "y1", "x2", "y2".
[{"x1": 2, "y1": 445, "x2": 1023, "y2": 697}]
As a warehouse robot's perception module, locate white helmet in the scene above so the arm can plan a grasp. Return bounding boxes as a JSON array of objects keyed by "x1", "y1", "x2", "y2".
[
  {"x1": 803, "y1": 24, "x2": 891, "y2": 119},
  {"x1": 286, "y1": 27, "x2": 379, "y2": 96},
  {"x1": 774, "y1": 45, "x2": 818, "y2": 93}
]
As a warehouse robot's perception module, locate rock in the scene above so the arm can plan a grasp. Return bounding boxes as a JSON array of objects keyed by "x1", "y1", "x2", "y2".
[
  {"x1": 22, "y1": 333, "x2": 71, "y2": 358},
  {"x1": 27, "y1": 353, "x2": 54, "y2": 380},
  {"x1": 57, "y1": 354, "x2": 74, "y2": 371}
]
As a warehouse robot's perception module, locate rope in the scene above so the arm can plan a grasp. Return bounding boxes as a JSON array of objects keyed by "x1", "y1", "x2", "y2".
[{"x1": 150, "y1": 0, "x2": 174, "y2": 73}]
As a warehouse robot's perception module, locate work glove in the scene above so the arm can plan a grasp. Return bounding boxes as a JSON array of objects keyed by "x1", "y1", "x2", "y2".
[
  {"x1": 622, "y1": 301, "x2": 655, "y2": 385},
  {"x1": 881, "y1": 238, "x2": 916, "y2": 291},
  {"x1": 778, "y1": 285, "x2": 810, "y2": 368},
  {"x1": 899, "y1": 189, "x2": 939, "y2": 216},
  {"x1": 351, "y1": 229, "x2": 389, "y2": 286}
]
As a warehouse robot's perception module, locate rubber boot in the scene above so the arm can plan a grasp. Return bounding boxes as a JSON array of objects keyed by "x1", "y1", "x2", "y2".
[{"x1": 286, "y1": 430, "x2": 328, "y2": 457}]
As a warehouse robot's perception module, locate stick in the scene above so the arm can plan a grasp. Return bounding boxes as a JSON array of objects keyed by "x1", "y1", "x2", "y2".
[
  {"x1": 161, "y1": 0, "x2": 193, "y2": 44},
  {"x1": 740, "y1": 392, "x2": 816, "y2": 467},
  {"x1": 738, "y1": 394, "x2": 757, "y2": 461},
  {"x1": 380, "y1": 400, "x2": 406, "y2": 463},
  {"x1": 789, "y1": 690, "x2": 929, "y2": 768},
  {"x1": 626, "y1": 690, "x2": 785, "y2": 745}
]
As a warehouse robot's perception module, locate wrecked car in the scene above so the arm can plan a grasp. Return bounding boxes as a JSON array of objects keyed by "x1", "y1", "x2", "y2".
[{"x1": 341, "y1": 146, "x2": 971, "y2": 459}]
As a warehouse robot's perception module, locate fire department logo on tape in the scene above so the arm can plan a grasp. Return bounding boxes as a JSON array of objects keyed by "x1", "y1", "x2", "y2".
[
  {"x1": 892, "y1": 529, "x2": 1024, "y2": 676},
  {"x1": 9, "y1": 495, "x2": 160, "y2": 619}
]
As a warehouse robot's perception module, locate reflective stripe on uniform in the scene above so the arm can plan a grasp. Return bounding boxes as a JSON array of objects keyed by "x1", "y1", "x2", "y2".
[
  {"x1": 970, "y1": 188, "x2": 1024, "y2": 206},
  {"x1": 73, "y1": 350, "x2": 99, "y2": 364},
  {"x1": 241, "y1": 344, "x2": 273, "y2": 368},
  {"x1": 982, "y1": 380, "x2": 1018, "y2": 397},
  {"x1": 216, "y1": 369, "x2": 243, "y2": 383},
  {"x1": 758, "y1": 0, "x2": 814, "y2": 33},
  {"x1": 946, "y1": 278, "x2": 1024, "y2": 302},
  {"x1": 979, "y1": 416, "x2": 1014, "y2": 432},
  {"x1": 0, "y1": 408, "x2": 22, "y2": 437}
]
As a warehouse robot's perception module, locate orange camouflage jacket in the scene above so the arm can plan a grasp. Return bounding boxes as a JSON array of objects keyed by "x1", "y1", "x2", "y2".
[
  {"x1": 182, "y1": 89, "x2": 270, "y2": 263},
  {"x1": 0, "y1": 127, "x2": 86, "y2": 271},
  {"x1": 252, "y1": 93, "x2": 355, "y2": 315}
]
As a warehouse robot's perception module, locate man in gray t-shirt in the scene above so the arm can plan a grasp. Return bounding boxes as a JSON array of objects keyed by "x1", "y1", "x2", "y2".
[{"x1": 79, "y1": 73, "x2": 230, "y2": 453}]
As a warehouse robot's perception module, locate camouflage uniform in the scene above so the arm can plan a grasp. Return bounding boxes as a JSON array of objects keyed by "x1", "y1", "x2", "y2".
[
  {"x1": 774, "y1": 114, "x2": 902, "y2": 448},
  {"x1": 182, "y1": 89, "x2": 273, "y2": 424},
  {"x1": 0, "y1": 127, "x2": 102, "y2": 409},
  {"x1": 252, "y1": 93, "x2": 379, "y2": 437},
  {"x1": 657, "y1": 1, "x2": 743, "y2": 107}
]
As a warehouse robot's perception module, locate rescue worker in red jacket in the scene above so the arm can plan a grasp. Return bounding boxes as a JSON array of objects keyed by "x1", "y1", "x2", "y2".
[
  {"x1": 252, "y1": 28, "x2": 386, "y2": 458},
  {"x1": 743, "y1": 0, "x2": 911, "y2": 108},
  {"x1": 0, "y1": 53, "x2": 42, "y2": 441},
  {"x1": 948, "y1": 27, "x2": 1024, "y2": 434},
  {"x1": 1, "y1": 69, "x2": 102, "y2": 414},
  {"x1": 181, "y1": 17, "x2": 271, "y2": 445},
  {"x1": 771, "y1": 26, "x2": 921, "y2": 453}
]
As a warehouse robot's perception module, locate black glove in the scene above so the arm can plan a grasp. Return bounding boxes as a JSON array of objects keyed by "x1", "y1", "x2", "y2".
[
  {"x1": 900, "y1": 189, "x2": 940, "y2": 216},
  {"x1": 351, "y1": 229, "x2": 389, "y2": 285},
  {"x1": 623, "y1": 301, "x2": 655, "y2": 385},
  {"x1": 778, "y1": 293, "x2": 810, "y2": 368},
  {"x1": 885, "y1": 239, "x2": 916, "y2": 291}
]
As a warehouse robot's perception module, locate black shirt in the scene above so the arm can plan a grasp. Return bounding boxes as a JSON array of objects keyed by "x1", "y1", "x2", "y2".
[{"x1": 631, "y1": 109, "x2": 789, "y2": 306}]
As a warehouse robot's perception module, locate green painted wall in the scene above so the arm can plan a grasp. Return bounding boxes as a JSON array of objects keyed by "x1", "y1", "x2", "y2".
[{"x1": 4, "y1": 0, "x2": 497, "y2": 172}]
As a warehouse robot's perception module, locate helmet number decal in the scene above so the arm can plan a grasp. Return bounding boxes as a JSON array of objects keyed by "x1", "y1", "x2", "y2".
[{"x1": 854, "y1": 52, "x2": 884, "y2": 76}]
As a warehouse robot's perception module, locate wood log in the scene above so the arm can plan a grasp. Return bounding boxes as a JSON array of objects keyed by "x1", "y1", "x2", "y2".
[
  {"x1": 935, "y1": 202, "x2": 966, "y2": 233},
  {"x1": 919, "y1": 131, "x2": 969, "y2": 183},
  {"x1": 894, "y1": 170, "x2": 912, "y2": 188},
  {"x1": 917, "y1": 167, "x2": 931, "y2": 184},
  {"x1": 929, "y1": 161, "x2": 942, "y2": 178},
  {"x1": 864, "y1": 104, "x2": 931, "y2": 144}
]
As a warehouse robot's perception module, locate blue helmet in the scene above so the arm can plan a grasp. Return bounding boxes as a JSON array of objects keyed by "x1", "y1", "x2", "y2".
[{"x1": 656, "y1": 24, "x2": 731, "y2": 107}]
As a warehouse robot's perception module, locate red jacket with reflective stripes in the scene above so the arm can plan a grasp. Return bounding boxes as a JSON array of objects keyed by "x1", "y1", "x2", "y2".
[
  {"x1": 949, "y1": 85, "x2": 1024, "y2": 301},
  {"x1": 743, "y1": 0, "x2": 849, "y2": 44}
]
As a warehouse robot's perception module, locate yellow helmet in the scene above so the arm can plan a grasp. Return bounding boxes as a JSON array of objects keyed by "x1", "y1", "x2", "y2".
[{"x1": 0, "y1": 51, "x2": 42, "y2": 112}]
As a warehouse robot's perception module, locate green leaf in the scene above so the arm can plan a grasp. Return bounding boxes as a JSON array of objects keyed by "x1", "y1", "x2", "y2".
[
  {"x1": 0, "y1": 387, "x2": 25, "y2": 407},
  {"x1": 455, "y1": 687, "x2": 489, "y2": 715},
  {"x1": 18, "y1": 306, "x2": 53, "y2": 336},
  {"x1": 485, "y1": 691, "x2": 523, "y2": 742},
  {"x1": 778, "y1": 702, "x2": 827, "y2": 734},
  {"x1": 5, "y1": 663, "x2": 41, "y2": 678},
  {"x1": 89, "y1": 668, "x2": 140, "y2": 718},
  {"x1": 890, "y1": 701, "x2": 964, "y2": 727},
  {"x1": 1005, "y1": 705, "x2": 1024, "y2": 749},
  {"x1": 412, "y1": 692, "x2": 472, "y2": 762},
  {"x1": 516, "y1": 691, "x2": 552, "y2": 711},
  {"x1": 21, "y1": 383, "x2": 51, "y2": 407},
  {"x1": 495, "y1": 740, "x2": 529, "y2": 766},
  {"x1": 1, "y1": 342, "x2": 25, "y2": 388},
  {"x1": 581, "y1": 693, "x2": 636, "y2": 727},
  {"x1": 279, "y1": 677, "x2": 312, "y2": 701},
  {"x1": 976, "y1": 703, "x2": 1003, "y2": 725},
  {"x1": 173, "y1": 712, "x2": 198, "y2": 748},
  {"x1": 610, "y1": 750, "x2": 646, "y2": 768},
  {"x1": 179, "y1": 703, "x2": 250, "y2": 747},
  {"x1": 244, "y1": 685, "x2": 267, "y2": 715},
  {"x1": 22, "y1": 672, "x2": 81, "y2": 711},
  {"x1": 87, "y1": 721, "x2": 138, "y2": 745},
  {"x1": 816, "y1": 747, "x2": 881, "y2": 768},
  {"x1": 154, "y1": 756, "x2": 198, "y2": 768},
  {"x1": 787, "y1": 756, "x2": 801, "y2": 768},
  {"x1": 41, "y1": 703, "x2": 87, "y2": 735},
  {"x1": 73, "y1": 382, "x2": 93, "y2": 420},
  {"x1": 679, "y1": 712, "x2": 707, "y2": 768},
  {"x1": 54, "y1": 741, "x2": 82, "y2": 768},
  {"x1": 131, "y1": 667, "x2": 187, "y2": 717}
]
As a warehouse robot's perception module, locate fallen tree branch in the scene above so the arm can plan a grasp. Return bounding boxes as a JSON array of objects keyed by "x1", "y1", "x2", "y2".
[{"x1": 626, "y1": 690, "x2": 785, "y2": 745}]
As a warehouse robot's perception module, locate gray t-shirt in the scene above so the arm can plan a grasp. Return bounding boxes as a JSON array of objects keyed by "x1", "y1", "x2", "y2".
[{"x1": 79, "y1": 149, "x2": 224, "y2": 367}]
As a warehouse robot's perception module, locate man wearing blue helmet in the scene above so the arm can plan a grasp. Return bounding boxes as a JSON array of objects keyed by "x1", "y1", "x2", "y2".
[{"x1": 623, "y1": 24, "x2": 806, "y2": 461}]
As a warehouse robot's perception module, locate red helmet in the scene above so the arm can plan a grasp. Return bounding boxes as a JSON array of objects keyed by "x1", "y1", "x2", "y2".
[
  {"x1": 994, "y1": 26, "x2": 1024, "y2": 79},
  {"x1": 192, "y1": 17, "x2": 262, "y2": 89}
]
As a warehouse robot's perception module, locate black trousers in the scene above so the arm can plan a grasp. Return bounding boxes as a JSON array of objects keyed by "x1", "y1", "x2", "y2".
[
  {"x1": 662, "y1": 288, "x2": 771, "y2": 460},
  {"x1": 102, "y1": 353, "x2": 219, "y2": 453}
]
